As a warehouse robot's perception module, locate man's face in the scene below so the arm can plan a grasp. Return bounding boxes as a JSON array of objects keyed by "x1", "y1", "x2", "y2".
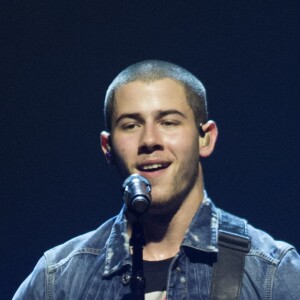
[{"x1": 108, "y1": 78, "x2": 203, "y2": 212}]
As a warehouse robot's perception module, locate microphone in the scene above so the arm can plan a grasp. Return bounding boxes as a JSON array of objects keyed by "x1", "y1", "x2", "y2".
[{"x1": 122, "y1": 174, "x2": 152, "y2": 216}]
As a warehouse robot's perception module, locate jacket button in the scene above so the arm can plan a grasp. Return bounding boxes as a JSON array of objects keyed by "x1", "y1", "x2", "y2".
[{"x1": 121, "y1": 272, "x2": 131, "y2": 285}]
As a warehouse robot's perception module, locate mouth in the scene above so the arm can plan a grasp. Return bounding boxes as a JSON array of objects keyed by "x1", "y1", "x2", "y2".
[{"x1": 136, "y1": 161, "x2": 171, "y2": 174}]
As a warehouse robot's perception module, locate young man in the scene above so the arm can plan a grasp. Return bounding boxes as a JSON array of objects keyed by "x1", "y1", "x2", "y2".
[{"x1": 14, "y1": 61, "x2": 300, "y2": 299}]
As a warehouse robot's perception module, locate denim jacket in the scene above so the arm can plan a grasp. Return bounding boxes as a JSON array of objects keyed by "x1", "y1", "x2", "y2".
[{"x1": 13, "y1": 197, "x2": 300, "y2": 299}]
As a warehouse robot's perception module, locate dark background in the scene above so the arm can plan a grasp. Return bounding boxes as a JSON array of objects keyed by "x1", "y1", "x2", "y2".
[{"x1": 1, "y1": 1, "x2": 299, "y2": 298}]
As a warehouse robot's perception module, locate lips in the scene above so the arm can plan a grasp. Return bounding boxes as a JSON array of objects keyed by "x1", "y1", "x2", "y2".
[{"x1": 136, "y1": 161, "x2": 171, "y2": 173}]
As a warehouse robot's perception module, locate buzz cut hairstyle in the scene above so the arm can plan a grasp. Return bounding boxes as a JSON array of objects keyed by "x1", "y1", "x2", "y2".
[{"x1": 104, "y1": 60, "x2": 208, "y2": 132}]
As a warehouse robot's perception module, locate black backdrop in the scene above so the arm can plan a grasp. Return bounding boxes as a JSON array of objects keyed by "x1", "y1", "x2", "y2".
[{"x1": 1, "y1": 2, "x2": 300, "y2": 298}]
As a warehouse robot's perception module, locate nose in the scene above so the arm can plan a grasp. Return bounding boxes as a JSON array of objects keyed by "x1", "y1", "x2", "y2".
[{"x1": 138, "y1": 124, "x2": 163, "y2": 154}]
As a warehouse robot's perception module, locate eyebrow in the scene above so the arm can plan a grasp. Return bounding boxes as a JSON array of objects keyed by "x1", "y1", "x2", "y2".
[
  {"x1": 114, "y1": 110, "x2": 187, "y2": 125},
  {"x1": 157, "y1": 109, "x2": 186, "y2": 119}
]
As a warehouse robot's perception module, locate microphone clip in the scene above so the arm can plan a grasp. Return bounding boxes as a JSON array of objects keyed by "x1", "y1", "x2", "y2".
[{"x1": 122, "y1": 174, "x2": 152, "y2": 216}]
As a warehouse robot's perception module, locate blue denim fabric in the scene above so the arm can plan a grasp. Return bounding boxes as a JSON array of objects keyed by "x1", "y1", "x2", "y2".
[{"x1": 13, "y1": 197, "x2": 300, "y2": 299}]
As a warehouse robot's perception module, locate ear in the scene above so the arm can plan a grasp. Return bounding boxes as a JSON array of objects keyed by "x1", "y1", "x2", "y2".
[
  {"x1": 100, "y1": 131, "x2": 114, "y2": 164},
  {"x1": 199, "y1": 121, "x2": 218, "y2": 157}
]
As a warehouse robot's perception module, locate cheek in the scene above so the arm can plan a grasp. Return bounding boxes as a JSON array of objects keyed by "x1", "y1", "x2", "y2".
[
  {"x1": 167, "y1": 132, "x2": 199, "y2": 156},
  {"x1": 112, "y1": 137, "x2": 137, "y2": 163}
]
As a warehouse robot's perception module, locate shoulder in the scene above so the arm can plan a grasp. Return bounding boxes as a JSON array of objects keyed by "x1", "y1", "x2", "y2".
[
  {"x1": 44, "y1": 216, "x2": 117, "y2": 267},
  {"x1": 13, "y1": 216, "x2": 118, "y2": 299},
  {"x1": 247, "y1": 223, "x2": 296, "y2": 263},
  {"x1": 217, "y1": 208, "x2": 300, "y2": 298},
  {"x1": 245, "y1": 222, "x2": 300, "y2": 299},
  {"x1": 217, "y1": 207, "x2": 296, "y2": 263}
]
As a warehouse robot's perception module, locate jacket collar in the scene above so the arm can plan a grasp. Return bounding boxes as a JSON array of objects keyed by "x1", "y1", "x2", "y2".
[
  {"x1": 181, "y1": 195, "x2": 219, "y2": 253},
  {"x1": 103, "y1": 193, "x2": 219, "y2": 277},
  {"x1": 103, "y1": 206, "x2": 132, "y2": 277}
]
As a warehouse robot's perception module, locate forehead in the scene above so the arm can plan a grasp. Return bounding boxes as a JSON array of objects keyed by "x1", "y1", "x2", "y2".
[{"x1": 113, "y1": 78, "x2": 191, "y2": 115}]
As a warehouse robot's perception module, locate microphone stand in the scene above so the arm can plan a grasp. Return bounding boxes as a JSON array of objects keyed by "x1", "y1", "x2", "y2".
[
  {"x1": 122, "y1": 174, "x2": 152, "y2": 300},
  {"x1": 130, "y1": 218, "x2": 146, "y2": 300}
]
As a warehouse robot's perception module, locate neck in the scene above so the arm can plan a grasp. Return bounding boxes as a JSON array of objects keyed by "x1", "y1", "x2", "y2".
[{"x1": 128, "y1": 178, "x2": 205, "y2": 261}]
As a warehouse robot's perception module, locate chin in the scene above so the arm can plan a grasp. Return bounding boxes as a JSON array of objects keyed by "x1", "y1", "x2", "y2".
[{"x1": 147, "y1": 196, "x2": 183, "y2": 217}]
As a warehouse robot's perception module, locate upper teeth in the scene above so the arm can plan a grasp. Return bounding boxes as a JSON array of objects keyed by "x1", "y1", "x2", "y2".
[{"x1": 142, "y1": 164, "x2": 163, "y2": 170}]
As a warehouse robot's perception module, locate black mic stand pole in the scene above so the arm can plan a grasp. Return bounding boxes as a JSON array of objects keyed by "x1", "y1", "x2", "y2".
[{"x1": 130, "y1": 217, "x2": 146, "y2": 300}]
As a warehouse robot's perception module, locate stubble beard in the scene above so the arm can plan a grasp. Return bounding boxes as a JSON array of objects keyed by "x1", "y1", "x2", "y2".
[{"x1": 146, "y1": 162, "x2": 200, "y2": 218}]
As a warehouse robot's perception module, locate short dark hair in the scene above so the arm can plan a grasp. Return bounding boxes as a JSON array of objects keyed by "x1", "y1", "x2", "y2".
[{"x1": 104, "y1": 60, "x2": 208, "y2": 131}]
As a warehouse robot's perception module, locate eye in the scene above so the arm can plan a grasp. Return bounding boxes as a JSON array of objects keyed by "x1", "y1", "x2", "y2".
[
  {"x1": 121, "y1": 122, "x2": 140, "y2": 130},
  {"x1": 161, "y1": 120, "x2": 180, "y2": 127}
]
